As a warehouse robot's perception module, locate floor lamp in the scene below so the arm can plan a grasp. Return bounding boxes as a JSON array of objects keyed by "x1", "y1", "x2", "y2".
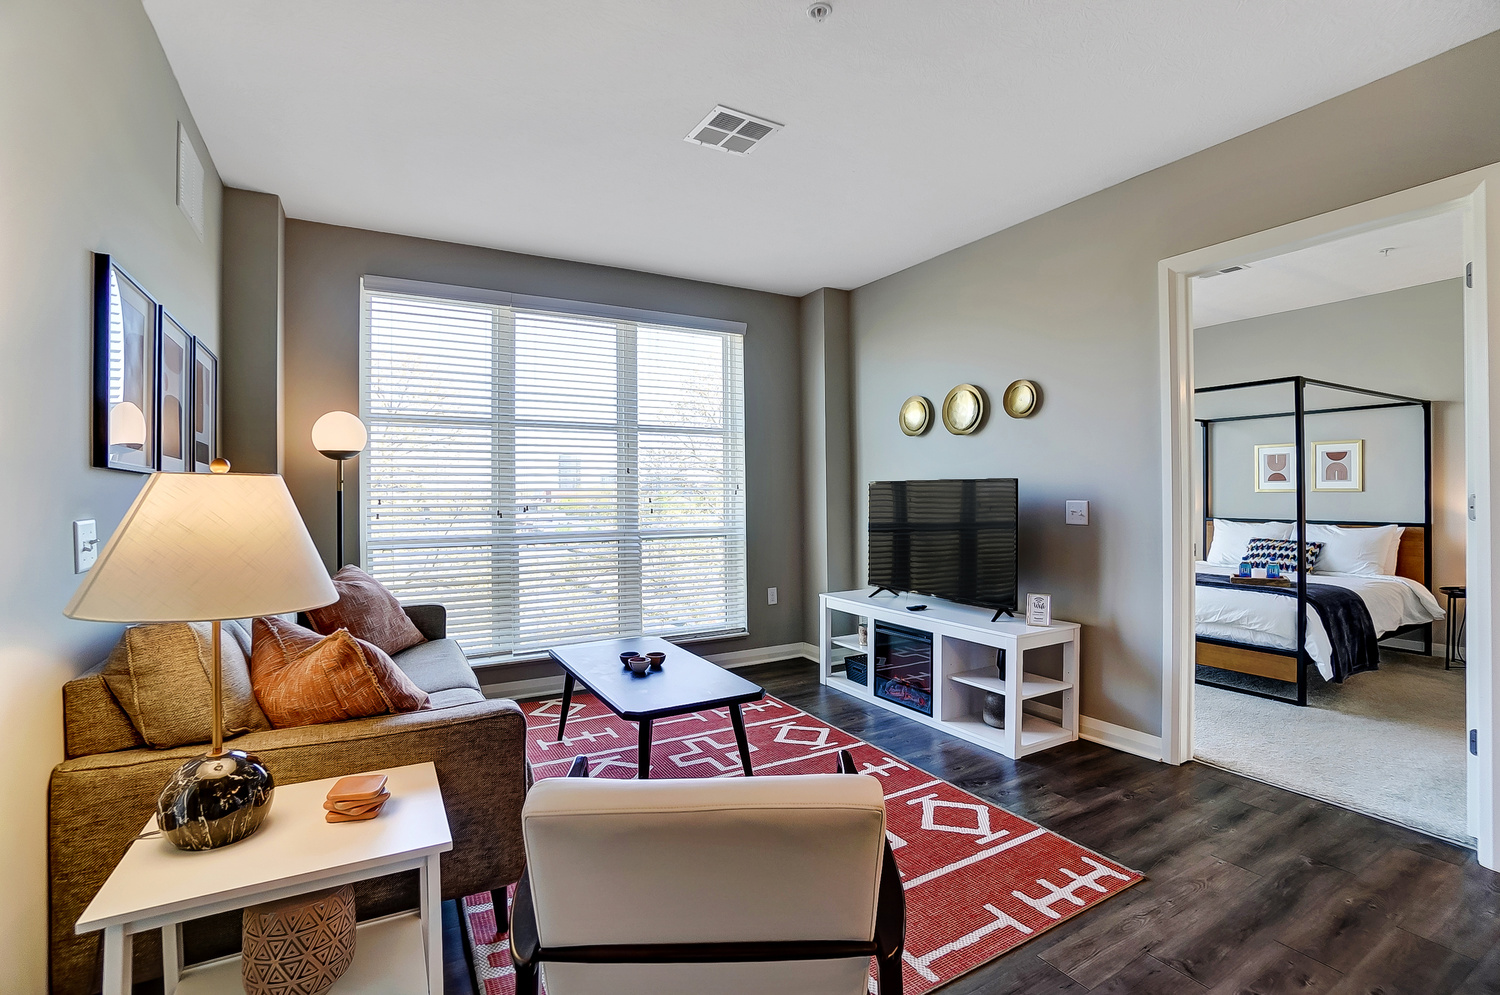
[
  {"x1": 312, "y1": 411, "x2": 368, "y2": 569},
  {"x1": 64, "y1": 464, "x2": 337, "y2": 849}
]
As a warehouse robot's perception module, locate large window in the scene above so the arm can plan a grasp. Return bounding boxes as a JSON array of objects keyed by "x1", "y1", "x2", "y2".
[{"x1": 361, "y1": 279, "x2": 747, "y2": 661}]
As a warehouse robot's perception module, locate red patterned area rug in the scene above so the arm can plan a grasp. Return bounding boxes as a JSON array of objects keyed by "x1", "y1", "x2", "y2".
[{"x1": 463, "y1": 692, "x2": 1141, "y2": 994}]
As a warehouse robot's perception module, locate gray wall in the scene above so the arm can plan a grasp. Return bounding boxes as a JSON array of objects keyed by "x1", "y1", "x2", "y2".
[
  {"x1": 0, "y1": 1, "x2": 222, "y2": 986},
  {"x1": 847, "y1": 31, "x2": 1500, "y2": 737},
  {"x1": 801, "y1": 288, "x2": 855, "y2": 641},
  {"x1": 1196, "y1": 280, "x2": 1466, "y2": 610},
  {"x1": 221, "y1": 188, "x2": 286, "y2": 473},
  {"x1": 282, "y1": 220, "x2": 806, "y2": 675}
]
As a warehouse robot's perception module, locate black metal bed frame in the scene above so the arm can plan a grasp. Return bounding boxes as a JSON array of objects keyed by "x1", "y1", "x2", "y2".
[{"x1": 1195, "y1": 376, "x2": 1433, "y2": 706}]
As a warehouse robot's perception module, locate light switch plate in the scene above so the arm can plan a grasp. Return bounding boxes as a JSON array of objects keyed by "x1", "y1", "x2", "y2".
[
  {"x1": 767, "y1": 587, "x2": 778, "y2": 605},
  {"x1": 1066, "y1": 500, "x2": 1089, "y2": 525},
  {"x1": 74, "y1": 519, "x2": 98, "y2": 573}
]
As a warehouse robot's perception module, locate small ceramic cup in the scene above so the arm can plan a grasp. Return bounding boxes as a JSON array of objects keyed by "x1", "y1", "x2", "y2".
[
  {"x1": 627, "y1": 656, "x2": 650, "y2": 676},
  {"x1": 646, "y1": 651, "x2": 666, "y2": 669},
  {"x1": 620, "y1": 651, "x2": 639, "y2": 668}
]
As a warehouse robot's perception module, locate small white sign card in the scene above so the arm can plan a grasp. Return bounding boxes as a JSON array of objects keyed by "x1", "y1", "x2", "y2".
[{"x1": 1026, "y1": 593, "x2": 1052, "y2": 627}]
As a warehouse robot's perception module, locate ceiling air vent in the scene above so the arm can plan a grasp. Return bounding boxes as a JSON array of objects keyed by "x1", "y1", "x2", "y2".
[{"x1": 685, "y1": 106, "x2": 782, "y2": 155}]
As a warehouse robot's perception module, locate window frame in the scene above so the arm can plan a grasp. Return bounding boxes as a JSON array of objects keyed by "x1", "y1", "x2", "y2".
[{"x1": 358, "y1": 275, "x2": 749, "y2": 663}]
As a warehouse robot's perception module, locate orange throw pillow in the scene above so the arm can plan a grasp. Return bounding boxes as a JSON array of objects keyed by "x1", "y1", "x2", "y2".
[
  {"x1": 250, "y1": 616, "x2": 429, "y2": 729},
  {"x1": 305, "y1": 565, "x2": 427, "y2": 656}
]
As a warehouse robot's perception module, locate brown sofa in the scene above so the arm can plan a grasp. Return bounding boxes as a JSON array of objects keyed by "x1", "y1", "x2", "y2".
[{"x1": 48, "y1": 605, "x2": 529, "y2": 995}]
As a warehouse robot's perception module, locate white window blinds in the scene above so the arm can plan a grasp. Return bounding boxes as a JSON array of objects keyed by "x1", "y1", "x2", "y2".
[{"x1": 361, "y1": 281, "x2": 747, "y2": 661}]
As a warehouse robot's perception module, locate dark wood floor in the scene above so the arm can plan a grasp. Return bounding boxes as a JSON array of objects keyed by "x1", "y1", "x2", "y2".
[{"x1": 460, "y1": 657, "x2": 1500, "y2": 994}]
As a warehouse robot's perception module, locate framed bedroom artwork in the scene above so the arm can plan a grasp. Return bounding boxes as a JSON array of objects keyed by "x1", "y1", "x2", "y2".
[
  {"x1": 1254, "y1": 443, "x2": 1297, "y2": 492},
  {"x1": 191, "y1": 339, "x2": 219, "y2": 471},
  {"x1": 158, "y1": 312, "x2": 193, "y2": 472},
  {"x1": 92, "y1": 254, "x2": 158, "y2": 473},
  {"x1": 1314, "y1": 440, "x2": 1364, "y2": 491}
]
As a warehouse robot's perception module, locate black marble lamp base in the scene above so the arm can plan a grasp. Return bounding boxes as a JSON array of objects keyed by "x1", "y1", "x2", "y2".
[{"x1": 156, "y1": 750, "x2": 275, "y2": 850}]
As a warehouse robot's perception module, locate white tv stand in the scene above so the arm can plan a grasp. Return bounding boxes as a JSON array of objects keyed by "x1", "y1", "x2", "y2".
[{"x1": 818, "y1": 589, "x2": 1080, "y2": 759}]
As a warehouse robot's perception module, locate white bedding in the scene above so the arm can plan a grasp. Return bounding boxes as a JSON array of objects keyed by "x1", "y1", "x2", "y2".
[{"x1": 1195, "y1": 562, "x2": 1446, "y2": 681}]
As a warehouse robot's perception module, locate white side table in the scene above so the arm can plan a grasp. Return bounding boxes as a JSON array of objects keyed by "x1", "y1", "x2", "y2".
[{"x1": 76, "y1": 762, "x2": 452, "y2": 995}]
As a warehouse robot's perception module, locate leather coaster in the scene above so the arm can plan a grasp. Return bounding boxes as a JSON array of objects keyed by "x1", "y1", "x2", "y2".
[
  {"x1": 323, "y1": 792, "x2": 390, "y2": 815},
  {"x1": 326, "y1": 808, "x2": 383, "y2": 823},
  {"x1": 327, "y1": 773, "x2": 389, "y2": 804}
]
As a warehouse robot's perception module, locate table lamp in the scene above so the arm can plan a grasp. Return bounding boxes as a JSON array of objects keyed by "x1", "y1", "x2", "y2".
[
  {"x1": 64, "y1": 463, "x2": 337, "y2": 850},
  {"x1": 311, "y1": 411, "x2": 368, "y2": 569}
]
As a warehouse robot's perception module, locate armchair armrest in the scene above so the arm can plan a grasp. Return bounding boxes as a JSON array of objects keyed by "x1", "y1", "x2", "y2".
[{"x1": 403, "y1": 603, "x2": 447, "y2": 641}]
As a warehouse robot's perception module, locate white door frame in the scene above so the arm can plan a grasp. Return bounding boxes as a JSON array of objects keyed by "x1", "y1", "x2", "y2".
[{"x1": 1158, "y1": 163, "x2": 1499, "y2": 869}]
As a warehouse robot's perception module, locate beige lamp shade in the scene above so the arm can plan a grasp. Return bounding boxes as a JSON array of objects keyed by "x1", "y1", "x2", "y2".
[
  {"x1": 65, "y1": 472, "x2": 338, "y2": 623},
  {"x1": 312, "y1": 411, "x2": 368, "y2": 459}
]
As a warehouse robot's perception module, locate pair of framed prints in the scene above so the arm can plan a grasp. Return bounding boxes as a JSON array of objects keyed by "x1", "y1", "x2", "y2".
[{"x1": 91, "y1": 254, "x2": 218, "y2": 474}]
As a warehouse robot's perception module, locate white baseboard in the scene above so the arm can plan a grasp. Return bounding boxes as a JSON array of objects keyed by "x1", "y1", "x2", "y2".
[
  {"x1": 704, "y1": 641, "x2": 818, "y2": 669},
  {"x1": 1027, "y1": 703, "x2": 1164, "y2": 762},
  {"x1": 1079, "y1": 715, "x2": 1164, "y2": 762},
  {"x1": 481, "y1": 642, "x2": 817, "y2": 701}
]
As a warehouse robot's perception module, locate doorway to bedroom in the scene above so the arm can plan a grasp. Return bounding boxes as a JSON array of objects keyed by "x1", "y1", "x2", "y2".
[{"x1": 1187, "y1": 212, "x2": 1470, "y2": 844}]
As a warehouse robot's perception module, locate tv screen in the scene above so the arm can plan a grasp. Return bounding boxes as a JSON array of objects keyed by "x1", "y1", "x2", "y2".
[{"x1": 868, "y1": 478, "x2": 1018, "y2": 613}]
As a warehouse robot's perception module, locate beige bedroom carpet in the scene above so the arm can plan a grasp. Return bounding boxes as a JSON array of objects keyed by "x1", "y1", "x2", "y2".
[{"x1": 1194, "y1": 650, "x2": 1471, "y2": 845}]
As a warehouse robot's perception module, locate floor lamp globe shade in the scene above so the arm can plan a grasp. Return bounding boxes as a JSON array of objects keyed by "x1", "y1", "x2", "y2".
[
  {"x1": 312, "y1": 410, "x2": 367, "y2": 460},
  {"x1": 157, "y1": 751, "x2": 275, "y2": 850},
  {"x1": 63, "y1": 471, "x2": 337, "y2": 850}
]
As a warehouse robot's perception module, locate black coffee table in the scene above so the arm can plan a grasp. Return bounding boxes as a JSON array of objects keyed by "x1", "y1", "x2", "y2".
[{"x1": 547, "y1": 636, "x2": 764, "y2": 779}]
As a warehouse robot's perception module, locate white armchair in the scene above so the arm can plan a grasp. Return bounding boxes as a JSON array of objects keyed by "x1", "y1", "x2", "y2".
[{"x1": 508, "y1": 751, "x2": 905, "y2": 995}]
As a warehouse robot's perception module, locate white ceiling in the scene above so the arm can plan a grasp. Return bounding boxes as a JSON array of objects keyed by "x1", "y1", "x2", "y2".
[
  {"x1": 142, "y1": 1, "x2": 1500, "y2": 297},
  {"x1": 1192, "y1": 211, "x2": 1466, "y2": 327}
]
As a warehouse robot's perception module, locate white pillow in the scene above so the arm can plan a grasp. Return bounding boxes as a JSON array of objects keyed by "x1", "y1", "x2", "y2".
[
  {"x1": 1206, "y1": 519, "x2": 1294, "y2": 566},
  {"x1": 1307, "y1": 524, "x2": 1404, "y2": 576}
]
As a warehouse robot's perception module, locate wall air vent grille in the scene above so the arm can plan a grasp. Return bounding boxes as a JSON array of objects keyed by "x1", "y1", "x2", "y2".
[{"x1": 685, "y1": 105, "x2": 782, "y2": 155}]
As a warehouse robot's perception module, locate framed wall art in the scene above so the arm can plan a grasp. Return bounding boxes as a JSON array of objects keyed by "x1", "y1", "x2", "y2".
[
  {"x1": 92, "y1": 254, "x2": 158, "y2": 472},
  {"x1": 191, "y1": 339, "x2": 219, "y2": 472},
  {"x1": 1313, "y1": 440, "x2": 1363, "y2": 491},
  {"x1": 1254, "y1": 443, "x2": 1296, "y2": 492},
  {"x1": 158, "y1": 311, "x2": 193, "y2": 472}
]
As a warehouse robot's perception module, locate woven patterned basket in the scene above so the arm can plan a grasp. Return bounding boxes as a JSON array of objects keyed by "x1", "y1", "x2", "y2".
[{"x1": 242, "y1": 884, "x2": 357, "y2": 995}]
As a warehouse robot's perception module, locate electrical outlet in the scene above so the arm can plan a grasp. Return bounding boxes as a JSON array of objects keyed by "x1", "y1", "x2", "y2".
[
  {"x1": 74, "y1": 519, "x2": 98, "y2": 573},
  {"x1": 767, "y1": 587, "x2": 778, "y2": 605},
  {"x1": 1066, "y1": 500, "x2": 1089, "y2": 526}
]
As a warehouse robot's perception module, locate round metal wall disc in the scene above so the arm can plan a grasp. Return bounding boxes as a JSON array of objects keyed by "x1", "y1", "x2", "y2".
[
  {"x1": 942, "y1": 384, "x2": 987, "y2": 435},
  {"x1": 1002, "y1": 379, "x2": 1040, "y2": 418},
  {"x1": 899, "y1": 395, "x2": 933, "y2": 436}
]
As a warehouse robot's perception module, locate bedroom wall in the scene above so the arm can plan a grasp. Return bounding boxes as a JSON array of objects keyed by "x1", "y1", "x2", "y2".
[
  {"x1": 1195, "y1": 280, "x2": 1466, "y2": 623},
  {"x1": 846, "y1": 31, "x2": 1500, "y2": 739},
  {"x1": 281, "y1": 220, "x2": 806, "y2": 679},
  {"x1": 0, "y1": 0, "x2": 223, "y2": 986}
]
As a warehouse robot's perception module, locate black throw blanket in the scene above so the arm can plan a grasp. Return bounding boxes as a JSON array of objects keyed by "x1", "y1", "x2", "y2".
[{"x1": 1195, "y1": 573, "x2": 1380, "y2": 682}]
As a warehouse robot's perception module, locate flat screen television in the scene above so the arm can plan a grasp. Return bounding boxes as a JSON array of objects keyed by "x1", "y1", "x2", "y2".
[{"x1": 868, "y1": 478, "x2": 1018, "y2": 618}]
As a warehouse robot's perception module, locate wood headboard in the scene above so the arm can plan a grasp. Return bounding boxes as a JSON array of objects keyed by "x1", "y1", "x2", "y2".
[{"x1": 1203, "y1": 520, "x2": 1427, "y2": 587}]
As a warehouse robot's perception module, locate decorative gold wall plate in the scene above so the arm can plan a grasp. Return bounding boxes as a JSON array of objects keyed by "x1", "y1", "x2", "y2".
[
  {"x1": 899, "y1": 395, "x2": 933, "y2": 436},
  {"x1": 942, "y1": 384, "x2": 987, "y2": 435},
  {"x1": 1002, "y1": 379, "x2": 1040, "y2": 418}
]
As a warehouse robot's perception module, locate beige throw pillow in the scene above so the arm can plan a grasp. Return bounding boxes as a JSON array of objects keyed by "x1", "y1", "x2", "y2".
[{"x1": 101, "y1": 621, "x2": 271, "y2": 749}]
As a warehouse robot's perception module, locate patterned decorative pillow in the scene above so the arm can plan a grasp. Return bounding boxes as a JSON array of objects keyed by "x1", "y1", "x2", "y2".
[
  {"x1": 1244, "y1": 537, "x2": 1323, "y2": 573},
  {"x1": 250, "y1": 616, "x2": 429, "y2": 729},
  {"x1": 306, "y1": 565, "x2": 426, "y2": 656}
]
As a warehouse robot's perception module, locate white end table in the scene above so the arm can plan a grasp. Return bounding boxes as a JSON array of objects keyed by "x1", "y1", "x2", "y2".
[{"x1": 75, "y1": 762, "x2": 452, "y2": 995}]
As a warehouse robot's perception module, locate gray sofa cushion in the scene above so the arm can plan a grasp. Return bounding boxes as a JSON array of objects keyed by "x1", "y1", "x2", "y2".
[{"x1": 392, "y1": 638, "x2": 481, "y2": 695}]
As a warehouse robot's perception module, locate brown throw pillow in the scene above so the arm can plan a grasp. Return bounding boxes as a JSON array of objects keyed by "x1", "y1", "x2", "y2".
[
  {"x1": 250, "y1": 615, "x2": 429, "y2": 729},
  {"x1": 305, "y1": 565, "x2": 426, "y2": 656},
  {"x1": 102, "y1": 621, "x2": 270, "y2": 749}
]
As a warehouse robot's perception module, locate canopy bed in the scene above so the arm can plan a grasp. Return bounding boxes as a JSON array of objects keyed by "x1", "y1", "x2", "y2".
[{"x1": 1194, "y1": 376, "x2": 1446, "y2": 705}]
